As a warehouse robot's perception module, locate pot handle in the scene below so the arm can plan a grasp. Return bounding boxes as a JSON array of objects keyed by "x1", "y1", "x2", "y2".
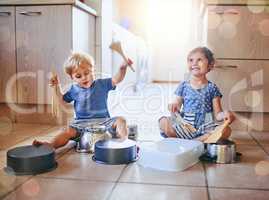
[{"x1": 136, "y1": 146, "x2": 140, "y2": 154}]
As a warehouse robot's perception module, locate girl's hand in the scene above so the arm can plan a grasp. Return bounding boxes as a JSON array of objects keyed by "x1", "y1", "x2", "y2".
[
  {"x1": 224, "y1": 111, "x2": 235, "y2": 124},
  {"x1": 49, "y1": 74, "x2": 59, "y2": 87},
  {"x1": 168, "y1": 102, "x2": 180, "y2": 113}
]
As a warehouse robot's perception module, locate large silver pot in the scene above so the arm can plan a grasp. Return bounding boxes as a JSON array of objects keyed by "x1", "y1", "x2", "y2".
[{"x1": 206, "y1": 139, "x2": 237, "y2": 164}]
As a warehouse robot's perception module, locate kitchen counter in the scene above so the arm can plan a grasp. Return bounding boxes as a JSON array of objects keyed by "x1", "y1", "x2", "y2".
[
  {"x1": 206, "y1": 0, "x2": 269, "y2": 5},
  {"x1": 0, "y1": 0, "x2": 97, "y2": 16}
]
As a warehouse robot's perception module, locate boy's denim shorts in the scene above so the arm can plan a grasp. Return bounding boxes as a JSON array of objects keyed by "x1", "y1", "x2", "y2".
[{"x1": 69, "y1": 117, "x2": 117, "y2": 140}]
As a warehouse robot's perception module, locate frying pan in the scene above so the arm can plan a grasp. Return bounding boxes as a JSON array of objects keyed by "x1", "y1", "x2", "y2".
[
  {"x1": 5, "y1": 145, "x2": 57, "y2": 175},
  {"x1": 92, "y1": 139, "x2": 138, "y2": 165}
]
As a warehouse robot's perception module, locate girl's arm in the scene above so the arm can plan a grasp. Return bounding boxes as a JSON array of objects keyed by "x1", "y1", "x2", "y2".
[
  {"x1": 112, "y1": 59, "x2": 133, "y2": 86},
  {"x1": 213, "y1": 97, "x2": 235, "y2": 124},
  {"x1": 168, "y1": 96, "x2": 183, "y2": 113}
]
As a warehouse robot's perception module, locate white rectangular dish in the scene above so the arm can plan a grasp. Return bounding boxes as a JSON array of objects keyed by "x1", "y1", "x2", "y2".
[{"x1": 138, "y1": 138, "x2": 204, "y2": 172}]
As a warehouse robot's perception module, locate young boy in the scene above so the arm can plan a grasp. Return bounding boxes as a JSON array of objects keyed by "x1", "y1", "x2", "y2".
[{"x1": 33, "y1": 52, "x2": 133, "y2": 148}]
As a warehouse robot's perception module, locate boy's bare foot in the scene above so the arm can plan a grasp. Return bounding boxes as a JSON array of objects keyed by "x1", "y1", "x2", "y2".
[{"x1": 32, "y1": 139, "x2": 52, "y2": 147}]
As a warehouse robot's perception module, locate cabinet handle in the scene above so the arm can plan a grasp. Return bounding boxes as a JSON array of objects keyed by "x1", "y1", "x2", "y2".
[
  {"x1": 0, "y1": 11, "x2": 11, "y2": 16},
  {"x1": 19, "y1": 11, "x2": 42, "y2": 16},
  {"x1": 209, "y1": 9, "x2": 239, "y2": 15},
  {"x1": 215, "y1": 65, "x2": 238, "y2": 69}
]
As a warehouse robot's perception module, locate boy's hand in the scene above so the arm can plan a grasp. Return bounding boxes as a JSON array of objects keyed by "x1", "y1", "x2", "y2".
[
  {"x1": 168, "y1": 102, "x2": 180, "y2": 113},
  {"x1": 120, "y1": 58, "x2": 133, "y2": 70},
  {"x1": 49, "y1": 74, "x2": 59, "y2": 87}
]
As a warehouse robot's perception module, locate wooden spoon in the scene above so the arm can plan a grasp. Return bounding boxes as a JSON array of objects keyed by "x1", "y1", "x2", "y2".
[
  {"x1": 204, "y1": 120, "x2": 231, "y2": 143},
  {"x1": 51, "y1": 71, "x2": 59, "y2": 117},
  {"x1": 109, "y1": 41, "x2": 135, "y2": 72}
]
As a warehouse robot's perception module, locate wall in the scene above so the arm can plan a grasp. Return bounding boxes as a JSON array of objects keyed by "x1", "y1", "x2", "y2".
[{"x1": 113, "y1": 0, "x2": 204, "y2": 82}]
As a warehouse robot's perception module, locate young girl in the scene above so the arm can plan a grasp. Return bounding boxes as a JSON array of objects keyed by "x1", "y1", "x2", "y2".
[{"x1": 159, "y1": 47, "x2": 235, "y2": 142}]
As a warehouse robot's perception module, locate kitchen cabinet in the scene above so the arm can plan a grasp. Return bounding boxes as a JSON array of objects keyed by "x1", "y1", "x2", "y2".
[
  {"x1": 205, "y1": 3, "x2": 269, "y2": 115},
  {"x1": 207, "y1": 5, "x2": 269, "y2": 59},
  {"x1": 0, "y1": 5, "x2": 96, "y2": 104},
  {"x1": 0, "y1": 7, "x2": 16, "y2": 103},
  {"x1": 207, "y1": 59, "x2": 269, "y2": 112}
]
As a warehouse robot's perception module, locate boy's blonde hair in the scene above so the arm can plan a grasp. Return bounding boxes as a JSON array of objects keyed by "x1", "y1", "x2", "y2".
[{"x1": 64, "y1": 51, "x2": 95, "y2": 76}]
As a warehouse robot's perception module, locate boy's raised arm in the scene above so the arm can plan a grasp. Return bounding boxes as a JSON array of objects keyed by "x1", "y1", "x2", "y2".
[
  {"x1": 112, "y1": 58, "x2": 133, "y2": 86},
  {"x1": 50, "y1": 75, "x2": 71, "y2": 108}
]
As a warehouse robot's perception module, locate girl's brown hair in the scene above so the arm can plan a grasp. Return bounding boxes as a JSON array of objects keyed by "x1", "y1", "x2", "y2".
[{"x1": 188, "y1": 47, "x2": 215, "y2": 70}]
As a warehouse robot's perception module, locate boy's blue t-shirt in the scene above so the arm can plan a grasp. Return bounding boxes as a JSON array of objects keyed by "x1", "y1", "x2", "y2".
[{"x1": 63, "y1": 78, "x2": 116, "y2": 120}]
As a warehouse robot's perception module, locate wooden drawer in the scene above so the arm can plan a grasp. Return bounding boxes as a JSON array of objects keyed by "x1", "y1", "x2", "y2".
[
  {"x1": 207, "y1": 5, "x2": 269, "y2": 59},
  {"x1": 207, "y1": 59, "x2": 269, "y2": 112}
]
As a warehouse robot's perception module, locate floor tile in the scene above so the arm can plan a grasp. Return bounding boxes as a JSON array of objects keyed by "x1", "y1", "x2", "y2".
[
  {"x1": 39, "y1": 126, "x2": 66, "y2": 137},
  {"x1": 110, "y1": 183, "x2": 208, "y2": 200},
  {"x1": 39, "y1": 151, "x2": 126, "y2": 182},
  {"x1": 249, "y1": 131, "x2": 269, "y2": 146},
  {"x1": 0, "y1": 150, "x2": 7, "y2": 169},
  {"x1": 264, "y1": 146, "x2": 269, "y2": 155},
  {"x1": 0, "y1": 124, "x2": 52, "y2": 150},
  {"x1": 231, "y1": 112, "x2": 249, "y2": 131},
  {"x1": 119, "y1": 162, "x2": 206, "y2": 186},
  {"x1": 205, "y1": 145, "x2": 269, "y2": 189},
  {"x1": 0, "y1": 135, "x2": 29, "y2": 150},
  {"x1": 0, "y1": 169, "x2": 31, "y2": 199},
  {"x1": 230, "y1": 131, "x2": 257, "y2": 145},
  {"x1": 8, "y1": 124, "x2": 51, "y2": 135},
  {"x1": 209, "y1": 188, "x2": 269, "y2": 200},
  {"x1": 7, "y1": 136, "x2": 54, "y2": 150},
  {"x1": 3, "y1": 177, "x2": 114, "y2": 200}
]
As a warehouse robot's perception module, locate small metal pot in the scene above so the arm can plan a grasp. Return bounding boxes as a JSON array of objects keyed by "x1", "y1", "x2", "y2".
[
  {"x1": 206, "y1": 139, "x2": 237, "y2": 164},
  {"x1": 76, "y1": 124, "x2": 107, "y2": 153}
]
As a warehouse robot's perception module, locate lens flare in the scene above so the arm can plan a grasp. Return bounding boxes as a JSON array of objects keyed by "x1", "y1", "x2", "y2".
[
  {"x1": 0, "y1": 117, "x2": 13, "y2": 136},
  {"x1": 247, "y1": 1, "x2": 265, "y2": 14},
  {"x1": 22, "y1": 178, "x2": 40, "y2": 197},
  {"x1": 218, "y1": 21, "x2": 237, "y2": 39},
  {"x1": 259, "y1": 19, "x2": 269, "y2": 36},
  {"x1": 255, "y1": 160, "x2": 269, "y2": 176}
]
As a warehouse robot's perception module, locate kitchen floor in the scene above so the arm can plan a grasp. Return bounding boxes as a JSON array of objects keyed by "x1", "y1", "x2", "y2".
[{"x1": 0, "y1": 84, "x2": 269, "y2": 200}]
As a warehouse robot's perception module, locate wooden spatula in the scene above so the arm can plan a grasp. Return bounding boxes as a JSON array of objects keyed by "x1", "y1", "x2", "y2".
[
  {"x1": 109, "y1": 41, "x2": 135, "y2": 72},
  {"x1": 174, "y1": 112, "x2": 196, "y2": 133},
  {"x1": 51, "y1": 71, "x2": 59, "y2": 117},
  {"x1": 204, "y1": 120, "x2": 231, "y2": 143}
]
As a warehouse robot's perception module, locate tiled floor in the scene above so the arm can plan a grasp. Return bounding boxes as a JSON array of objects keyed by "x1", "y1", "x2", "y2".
[{"x1": 0, "y1": 83, "x2": 269, "y2": 200}]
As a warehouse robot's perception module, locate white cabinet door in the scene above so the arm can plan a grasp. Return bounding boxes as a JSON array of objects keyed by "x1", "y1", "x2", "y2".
[
  {"x1": 0, "y1": 7, "x2": 16, "y2": 103},
  {"x1": 207, "y1": 60, "x2": 269, "y2": 112},
  {"x1": 72, "y1": 7, "x2": 96, "y2": 58},
  {"x1": 207, "y1": 5, "x2": 269, "y2": 59}
]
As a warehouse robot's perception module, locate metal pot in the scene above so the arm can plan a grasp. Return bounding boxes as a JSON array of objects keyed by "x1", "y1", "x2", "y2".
[
  {"x1": 93, "y1": 139, "x2": 138, "y2": 164},
  {"x1": 206, "y1": 139, "x2": 237, "y2": 164},
  {"x1": 76, "y1": 124, "x2": 107, "y2": 153}
]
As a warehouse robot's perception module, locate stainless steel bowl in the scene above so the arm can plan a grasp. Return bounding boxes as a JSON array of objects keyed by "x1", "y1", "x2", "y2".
[{"x1": 206, "y1": 139, "x2": 237, "y2": 164}]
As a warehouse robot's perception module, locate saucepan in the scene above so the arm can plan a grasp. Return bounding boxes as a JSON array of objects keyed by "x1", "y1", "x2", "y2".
[
  {"x1": 72, "y1": 120, "x2": 109, "y2": 153},
  {"x1": 203, "y1": 139, "x2": 241, "y2": 164},
  {"x1": 93, "y1": 138, "x2": 138, "y2": 164},
  {"x1": 5, "y1": 145, "x2": 57, "y2": 175}
]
